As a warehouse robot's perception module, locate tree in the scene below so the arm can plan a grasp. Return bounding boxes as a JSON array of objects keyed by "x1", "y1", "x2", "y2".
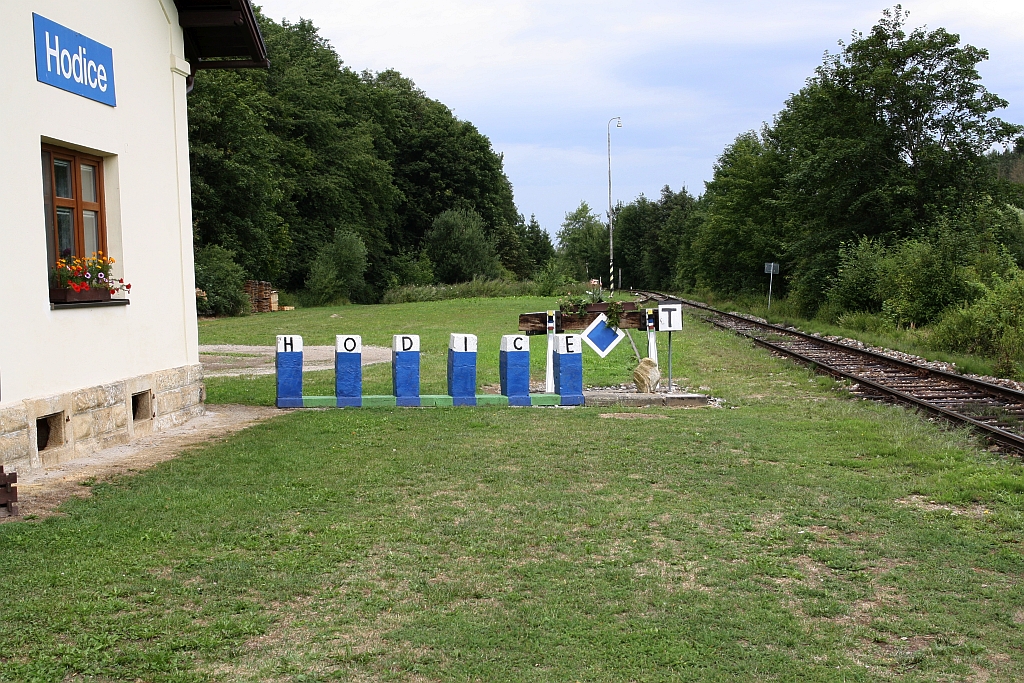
[
  {"x1": 556, "y1": 202, "x2": 608, "y2": 282},
  {"x1": 771, "y1": 6, "x2": 1022, "y2": 310},
  {"x1": 303, "y1": 228, "x2": 369, "y2": 305},
  {"x1": 424, "y1": 209, "x2": 500, "y2": 284}
]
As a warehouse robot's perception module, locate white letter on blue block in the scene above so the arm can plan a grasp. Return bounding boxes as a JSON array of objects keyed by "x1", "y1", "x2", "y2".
[
  {"x1": 447, "y1": 333, "x2": 478, "y2": 405},
  {"x1": 553, "y1": 334, "x2": 584, "y2": 405},
  {"x1": 500, "y1": 335, "x2": 531, "y2": 405},
  {"x1": 276, "y1": 335, "x2": 304, "y2": 408},
  {"x1": 392, "y1": 334, "x2": 421, "y2": 405},
  {"x1": 335, "y1": 335, "x2": 362, "y2": 407}
]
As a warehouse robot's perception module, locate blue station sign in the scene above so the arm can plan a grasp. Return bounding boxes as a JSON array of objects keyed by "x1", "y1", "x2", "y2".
[{"x1": 33, "y1": 14, "x2": 116, "y2": 107}]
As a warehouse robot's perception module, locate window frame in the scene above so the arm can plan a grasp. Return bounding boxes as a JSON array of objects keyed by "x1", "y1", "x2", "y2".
[{"x1": 41, "y1": 143, "x2": 107, "y2": 264}]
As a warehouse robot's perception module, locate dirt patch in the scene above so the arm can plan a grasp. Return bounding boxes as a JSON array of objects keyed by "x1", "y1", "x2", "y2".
[
  {"x1": 6, "y1": 404, "x2": 281, "y2": 521},
  {"x1": 896, "y1": 495, "x2": 991, "y2": 519},
  {"x1": 200, "y1": 344, "x2": 391, "y2": 378},
  {"x1": 599, "y1": 413, "x2": 668, "y2": 420}
]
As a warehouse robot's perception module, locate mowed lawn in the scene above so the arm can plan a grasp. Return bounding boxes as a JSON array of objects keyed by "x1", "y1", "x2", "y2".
[{"x1": 2, "y1": 299, "x2": 1024, "y2": 681}]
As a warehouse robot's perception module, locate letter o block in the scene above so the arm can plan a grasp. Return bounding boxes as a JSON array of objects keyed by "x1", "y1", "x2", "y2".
[
  {"x1": 335, "y1": 335, "x2": 362, "y2": 407},
  {"x1": 499, "y1": 335, "x2": 531, "y2": 406}
]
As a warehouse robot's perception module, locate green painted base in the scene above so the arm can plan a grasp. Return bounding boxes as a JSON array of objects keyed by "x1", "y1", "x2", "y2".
[
  {"x1": 302, "y1": 396, "x2": 337, "y2": 408},
  {"x1": 361, "y1": 395, "x2": 397, "y2": 408},
  {"x1": 290, "y1": 394, "x2": 565, "y2": 408},
  {"x1": 475, "y1": 394, "x2": 509, "y2": 407}
]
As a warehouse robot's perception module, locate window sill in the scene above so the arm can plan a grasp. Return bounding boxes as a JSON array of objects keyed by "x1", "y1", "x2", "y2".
[{"x1": 51, "y1": 299, "x2": 130, "y2": 311}]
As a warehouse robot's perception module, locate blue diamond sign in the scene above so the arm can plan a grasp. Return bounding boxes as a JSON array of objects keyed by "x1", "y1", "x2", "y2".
[{"x1": 581, "y1": 313, "x2": 626, "y2": 358}]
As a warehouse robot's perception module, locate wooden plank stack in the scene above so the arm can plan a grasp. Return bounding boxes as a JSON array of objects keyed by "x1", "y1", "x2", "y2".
[
  {"x1": 0, "y1": 466, "x2": 17, "y2": 518},
  {"x1": 244, "y1": 280, "x2": 279, "y2": 313}
]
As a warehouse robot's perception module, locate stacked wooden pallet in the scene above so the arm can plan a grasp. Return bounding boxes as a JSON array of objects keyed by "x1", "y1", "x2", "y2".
[
  {"x1": 0, "y1": 466, "x2": 17, "y2": 518},
  {"x1": 244, "y1": 280, "x2": 279, "y2": 313}
]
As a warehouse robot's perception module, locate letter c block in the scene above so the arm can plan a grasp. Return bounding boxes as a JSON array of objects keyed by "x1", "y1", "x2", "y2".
[
  {"x1": 276, "y1": 335, "x2": 304, "y2": 408},
  {"x1": 392, "y1": 335, "x2": 421, "y2": 406},
  {"x1": 335, "y1": 335, "x2": 362, "y2": 407},
  {"x1": 499, "y1": 335, "x2": 531, "y2": 406}
]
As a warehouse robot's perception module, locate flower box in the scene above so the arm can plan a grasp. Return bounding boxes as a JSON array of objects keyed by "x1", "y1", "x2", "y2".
[{"x1": 49, "y1": 287, "x2": 112, "y2": 304}]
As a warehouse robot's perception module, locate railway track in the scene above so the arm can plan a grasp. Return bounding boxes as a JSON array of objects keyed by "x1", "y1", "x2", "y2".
[{"x1": 632, "y1": 290, "x2": 1024, "y2": 452}]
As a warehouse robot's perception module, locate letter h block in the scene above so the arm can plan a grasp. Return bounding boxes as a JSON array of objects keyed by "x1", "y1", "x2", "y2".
[
  {"x1": 553, "y1": 334, "x2": 584, "y2": 405},
  {"x1": 499, "y1": 334, "x2": 531, "y2": 406},
  {"x1": 335, "y1": 335, "x2": 362, "y2": 407},
  {"x1": 392, "y1": 335, "x2": 421, "y2": 406},
  {"x1": 447, "y1": 333, "x2": 478, "y2": 406},
  {"x1": 276, "y1": 335, "x2": 304, "y2": 408}
]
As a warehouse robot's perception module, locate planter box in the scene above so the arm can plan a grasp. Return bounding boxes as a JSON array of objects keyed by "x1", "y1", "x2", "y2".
[
  {"x1": 585, "y1": 302, "x2": 637, "y2": 313},
  {"x1": 49, "y1": 287, "x2": 112, "y2": 304}
]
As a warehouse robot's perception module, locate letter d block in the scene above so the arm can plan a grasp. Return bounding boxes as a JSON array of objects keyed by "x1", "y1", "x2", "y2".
[
  {"x1": 553, "y1": 334, "x2": 584, "y2": 405},
  {"x1": 392, "y1": 335, "x2": 421, "y2": 406},
  {"x1": 447, "y1": 333, "x2": 478, "y2": 406},
  {"x1": 276, "y1": 335, "x2": 304, "y2": 408},
  {"x1": 499, "y1": 334, "x2": 531, "y2": 406},
  {"x1": 335, "y1": 335, "x2": 362, "y2": 407}
]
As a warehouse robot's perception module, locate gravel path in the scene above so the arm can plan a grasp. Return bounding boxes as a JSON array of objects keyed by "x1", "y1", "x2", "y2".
[{"x1": 200, "y1": 344, "x2": 391, "y2": 377}]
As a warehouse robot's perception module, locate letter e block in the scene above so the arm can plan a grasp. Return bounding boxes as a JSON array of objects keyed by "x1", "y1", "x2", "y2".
[{"x1": 553, "y1": 334, "x2": 584, "y2": 405}]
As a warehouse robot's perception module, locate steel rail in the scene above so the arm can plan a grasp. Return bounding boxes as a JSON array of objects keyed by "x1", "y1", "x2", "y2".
[{"x1": 631, "y1": 290, "x2": 1024, "y2": 452}]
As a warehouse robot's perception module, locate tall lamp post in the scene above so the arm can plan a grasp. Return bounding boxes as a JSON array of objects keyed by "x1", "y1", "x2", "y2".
[{"x1": 607, "y1": 116, "x2": 621, "y2": 295}]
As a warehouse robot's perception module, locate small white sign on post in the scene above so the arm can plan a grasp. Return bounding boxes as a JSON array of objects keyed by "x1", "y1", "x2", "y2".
[{"x1": 658, "y1": 304, "x2": 683, "y2": 332}]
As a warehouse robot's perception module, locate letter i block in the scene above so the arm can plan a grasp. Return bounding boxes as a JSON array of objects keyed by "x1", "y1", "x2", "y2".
[
  {"x1": 499, "y1": 334, "x2": 531, "y2": 406},
  {"x1": 335, "y1": 335, "x2": 362, "y2": 407},
  {"x1": 276, "y1": 335, "x2": 304, "y2": 408},
  {"x1": 392, "y1": 335, "x2": 421, "y2": 406},
  {"x1": 553, "y1": 334, "x2": 584, "y2": 405},
  {"x1": 447, "y1": 333, "x2": 478, "y2": 406}
]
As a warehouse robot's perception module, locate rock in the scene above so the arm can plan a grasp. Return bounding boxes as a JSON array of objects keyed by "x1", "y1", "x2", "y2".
[{"x1": 633, "y1": 358, "x2": 661, "y2": 393}]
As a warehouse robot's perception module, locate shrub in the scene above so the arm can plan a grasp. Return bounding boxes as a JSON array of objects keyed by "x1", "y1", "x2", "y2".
[
  {"x1": 932, "y1": 269, "x2": 1024, "y2": 376},
  {"x1": 303, "y1": 229, "x2": 368, "y2": 306},
  {"x1": 424, "y1": 209, "x2": 500, "y2": 284},
  {"x1": 381, "y1": 276, "x2": 589, "y2": 304},
  {"x1": 194, "y1": 245, "x2": 249, "y2": 316}
]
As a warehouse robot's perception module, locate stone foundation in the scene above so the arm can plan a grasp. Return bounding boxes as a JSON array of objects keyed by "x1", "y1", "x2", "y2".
[{"x1": 0, "y1": 364, "x2": 204, "y2": 472}]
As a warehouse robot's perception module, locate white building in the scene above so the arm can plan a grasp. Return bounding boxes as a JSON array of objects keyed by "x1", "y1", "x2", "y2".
[{"x1": 0, "y1": 1, "x2": 267, "y2": 471}]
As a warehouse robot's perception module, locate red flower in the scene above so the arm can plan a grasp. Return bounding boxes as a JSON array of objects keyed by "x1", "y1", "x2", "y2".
[
  {"x1": 83, "y1": 283, "x2": 90, "y2": 291},
  {"x1": 70, "y1": 282, "x2": 81, "y2": 292}
]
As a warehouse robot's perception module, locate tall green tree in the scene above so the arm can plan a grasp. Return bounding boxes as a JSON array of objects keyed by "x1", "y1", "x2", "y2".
[{"x1": 556, "y1": 202, "x2": 608, "y2": 282}]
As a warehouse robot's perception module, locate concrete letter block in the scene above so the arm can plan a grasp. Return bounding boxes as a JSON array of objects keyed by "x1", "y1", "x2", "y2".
[
  {"x1": 447, "y1": 333, "x2": 478, "y2": 406},
  {"x1": 276, "y1": 335, "x2": 304, "y2": 408},
  {"x1": 553, "y1": 334, "x2": 584, "y2": 405},
  {"x1": 392, "y1": 335, "x2": 421, "y2": 406},
  {"x1": 335, "y1": 335, "x2": 362, "y2": 407},
  {"x1": 499, "y1": 334, "x2": 531, "y2": 406}
]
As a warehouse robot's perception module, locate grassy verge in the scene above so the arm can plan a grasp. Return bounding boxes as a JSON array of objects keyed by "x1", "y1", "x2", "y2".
[
  {"x1": 2, "y1": 307, "x2": 1024, "y2": 681},
  {"x1": 684, "y1": 291, "x2": 1000, "y2": 377}
]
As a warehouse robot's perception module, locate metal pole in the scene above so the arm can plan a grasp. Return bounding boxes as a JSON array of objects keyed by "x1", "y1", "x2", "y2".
[
  {"x1": 607, "y1": 116, "x2": 620, "y2": 296},
  {"x1": 668, "y1": 331, "x2": 673, "y2": 394},
  {"x1": 768, "y1": 269, "x2": 774, "y2": 312}
]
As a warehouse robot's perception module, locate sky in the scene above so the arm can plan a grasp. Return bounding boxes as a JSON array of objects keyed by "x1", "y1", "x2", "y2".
[{"x1": 256, "y1": 0, "x2": 1024, "y2": 236}]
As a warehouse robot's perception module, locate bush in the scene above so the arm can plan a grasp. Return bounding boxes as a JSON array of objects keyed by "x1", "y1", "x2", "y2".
[
  {"x1": 381, "y1": 276, "x2": 589, "y2": 304},
  {"x1": 303, "y1": 229, "x2": 368, "y2": 306},
  {"x1": 932, "y1": 269, "x2": 1024, "y2": 376},
  {"x1": 194, "y1": 245, "x2": 249, "y2": 316},
  {"x1": 424, "y1": 210, "x2": 500, "y2": 284}
]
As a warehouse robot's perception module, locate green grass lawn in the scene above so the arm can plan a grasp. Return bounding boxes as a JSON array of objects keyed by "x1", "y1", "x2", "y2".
[{"x1": 2, "y1": 299, "x2": 1024, "y2": 681}]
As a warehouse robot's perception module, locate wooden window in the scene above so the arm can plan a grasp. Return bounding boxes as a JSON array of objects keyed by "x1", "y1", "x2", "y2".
[{"x1": 40, "y1": 145, "x2": 106, "y2": 269}]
